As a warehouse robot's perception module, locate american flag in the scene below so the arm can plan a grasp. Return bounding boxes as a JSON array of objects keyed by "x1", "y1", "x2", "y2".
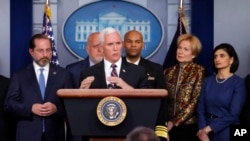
[
  {"x1": 42, "y1": 3, "x2": 59, "y2": 65},
  {"x1": 162, "y1": 7, "x2": 187, "y2": 69}
]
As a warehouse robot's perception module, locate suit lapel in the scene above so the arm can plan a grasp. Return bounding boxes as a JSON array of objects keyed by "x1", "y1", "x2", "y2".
[
  {"x1": 139, "y1": 58, "x2": 150, "y2": 75},
  {"x1": 119, "y1": 60, "x2": 130, "y2": 81},
  {"x1": 98, "y1": 61, "x2": 109, "y2": 87},
  {"x1": 139, "y1": 58, "x2": 146, "y2": 66},
  {"x1": 45, "y1": 64, "x2": 57, "y2": 99},
  {"x1": 26, "y1": 64, "x2": 44, "y2": 100},
  {"x1": 84, "y1": 57, "x2": 90, "y2": 67}
]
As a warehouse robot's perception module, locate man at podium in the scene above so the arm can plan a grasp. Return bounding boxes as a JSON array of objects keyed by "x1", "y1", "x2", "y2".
[
  {"x1": 77, "y1": 27, "x2": 166, "y2": 141},
  {"x1": 79, "y1": 27, "x2": 149, "y2": 89}
]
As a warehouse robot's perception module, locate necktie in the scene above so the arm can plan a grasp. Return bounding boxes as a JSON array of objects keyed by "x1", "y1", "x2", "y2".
[
  {"x1": 108, "y1": 64, "x2": 118, "y2": 89},
  {"x1": 111, "y1": 64, "x2": 118, "y2": 77},
  {"x1": 39, "y1": 68, "x2": 45, "y2": 99},
  {"x1": 38, "y1": 68, "x2": 46, "y2": 132}
]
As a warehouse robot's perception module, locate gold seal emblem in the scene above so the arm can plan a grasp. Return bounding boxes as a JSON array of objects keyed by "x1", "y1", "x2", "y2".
[{"x1": 97, "y1": 96, "x2": 127, "y2": 126}]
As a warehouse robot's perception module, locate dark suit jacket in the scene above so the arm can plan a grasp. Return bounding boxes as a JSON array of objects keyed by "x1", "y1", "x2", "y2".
[
  {"x1": 240, "y1": 74, "x2": 250, "y2": 125},
  {"x1": 66, "y1": 57, "x2": 90, "y2": 88},
  {"x1": 80, "y1": 59, "x2": 149, "y2": 88},
  {"x1": 0, "y1": 75, "x2": 16, "y2": 141},
  {"x1": 4, "y1": 64, "x2": 73, "y2": 141},
  {"x1": 138, "y1": 58, "x2": 166, "y2": 89}
]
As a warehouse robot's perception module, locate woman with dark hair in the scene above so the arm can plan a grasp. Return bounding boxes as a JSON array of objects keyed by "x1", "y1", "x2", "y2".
[{"x1": 196, "y1": 43, "x2": 246, "y2": 141}]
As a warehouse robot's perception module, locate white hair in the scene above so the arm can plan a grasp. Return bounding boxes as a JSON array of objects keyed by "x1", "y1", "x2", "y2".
[{"x1": 99, "y1": 27, "x2": 122, "y2": 44}]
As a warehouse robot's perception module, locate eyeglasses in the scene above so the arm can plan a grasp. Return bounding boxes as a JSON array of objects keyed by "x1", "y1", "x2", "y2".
[{"x1": 92, "y1": 44, "x2": 101, "y2": 49}]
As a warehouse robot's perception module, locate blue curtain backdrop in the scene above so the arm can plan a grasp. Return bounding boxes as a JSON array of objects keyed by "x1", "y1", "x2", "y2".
[
  {"x1": 10, "y1": 0, "x2": 32, "y2": 75},
  {"x1": 192, "y1": 0, "x2": 214, "y2": 76},
  {"x1": 10, "y1": 0, "x2": 214, "y2": 76}
]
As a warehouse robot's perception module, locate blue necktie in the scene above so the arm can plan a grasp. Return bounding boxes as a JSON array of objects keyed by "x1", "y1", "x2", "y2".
[
  {"x1": 39, "y1": 68, "x2": 45, "y2": 99},
  {"x1": 39, "y1": 68, "x2": 45, "y2": 132},
  {"x1": 108, "y1": 64, "x2": 118, "y2": 89}
]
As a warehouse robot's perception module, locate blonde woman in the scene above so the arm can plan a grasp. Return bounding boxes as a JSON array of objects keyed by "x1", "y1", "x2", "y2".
[{"x1": 156, "y1": 34, "x2": 206, "y2": 141}]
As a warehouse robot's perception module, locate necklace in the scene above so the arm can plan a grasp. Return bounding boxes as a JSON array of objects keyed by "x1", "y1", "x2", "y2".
[{"x1": 215, "y1": 75, "x2": 233, "y2": 84}]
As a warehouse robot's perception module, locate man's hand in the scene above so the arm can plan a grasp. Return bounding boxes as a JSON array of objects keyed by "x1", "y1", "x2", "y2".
[
  {"x1": 107, "y1": 76, "x2": 133, "y2": 89},
  {"x1": 32, "y1": 102, "x2": 57, "y2": 117},
  {"x1": 166, "y1": 121, "x2": 174, "y2": 132},
  {"x1": 80, "y1": 76, "x2": 95, "y2": 89}
]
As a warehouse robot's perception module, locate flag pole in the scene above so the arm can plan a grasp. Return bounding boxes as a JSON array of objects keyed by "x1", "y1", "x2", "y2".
[
  {"x1": 163, "y1": 0, "x2": 187, "y2": 69},
  {"x1": 180, "y1": 0, "x2": 183, "y2": 8},
  {"x1": 46, "y1": 0, "x2": 49, "y2": 5},
  {"x1": 178, "y1": 0, "x2": 188, "y2": 33}
]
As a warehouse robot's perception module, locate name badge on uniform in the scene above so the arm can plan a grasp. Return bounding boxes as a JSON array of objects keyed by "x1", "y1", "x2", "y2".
[{"x1": 147, "y1": 73, "x2": 155, "y2": 80}]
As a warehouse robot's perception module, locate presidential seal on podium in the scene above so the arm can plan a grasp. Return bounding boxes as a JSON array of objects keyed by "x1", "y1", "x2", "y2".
[{"x1": 97, "y1": 96, "x2": 127, "y2": 126}]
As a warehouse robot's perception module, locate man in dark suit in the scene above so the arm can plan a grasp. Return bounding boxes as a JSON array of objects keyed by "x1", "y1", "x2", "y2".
[
  {"x1": 66, "y1": 32, "x2": 103, "y2": 88},
  {"x1": 66, "y1": 33, "x2": 103, "y2": 141},
  {"x1": 0, "y1": 75, "x2": 16, "y2": 141},
  {"x1": 124, "y1": 30, "x2": 166, "y2": 89},
  {"x1": 124, "y1": 30, "x2": 168, "y2": 141},
  {"x1": 4, "y1": 34, "x2": 73, "y2": 141},
  {"x1": 240, "y1": 74, "x2": 250, "y2": 125},
  {"x1": 80, "y1": 27, "x2": 149, "y2": 89}
]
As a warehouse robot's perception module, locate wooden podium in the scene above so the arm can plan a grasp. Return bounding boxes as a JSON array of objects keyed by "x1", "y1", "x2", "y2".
[{"x1": 57, "y1": 89, "x2": 168, "y2": 141}]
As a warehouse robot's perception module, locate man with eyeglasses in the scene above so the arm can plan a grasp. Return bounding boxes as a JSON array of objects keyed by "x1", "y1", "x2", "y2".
[{"x1": 66, "y1": 32, "x2": 103, "y2": 88}]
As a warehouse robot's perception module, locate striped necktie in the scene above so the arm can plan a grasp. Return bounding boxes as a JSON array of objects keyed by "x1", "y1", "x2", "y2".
[{"x1": 108, "y1": 64, "x2": 118, "y2": 89}]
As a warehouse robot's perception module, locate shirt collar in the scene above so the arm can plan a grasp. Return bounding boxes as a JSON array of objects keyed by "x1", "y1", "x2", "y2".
[
  {"x1": 89, "y1": 59, "x2": 95, "y2": 67},
  {"x1": 33, "y1": 61, "x2": 49, "y2": 72},
  {"x1": 126, "y1": 57, "x2": 140, "y2": 65},
  {"x1": 104, "y1": 57, "x2": 122, "y2": 68}
]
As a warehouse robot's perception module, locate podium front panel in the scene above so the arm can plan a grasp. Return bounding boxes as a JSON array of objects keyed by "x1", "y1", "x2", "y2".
[{"x1": 64, "y1": 98, "x2": 161, "y2": 137}]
